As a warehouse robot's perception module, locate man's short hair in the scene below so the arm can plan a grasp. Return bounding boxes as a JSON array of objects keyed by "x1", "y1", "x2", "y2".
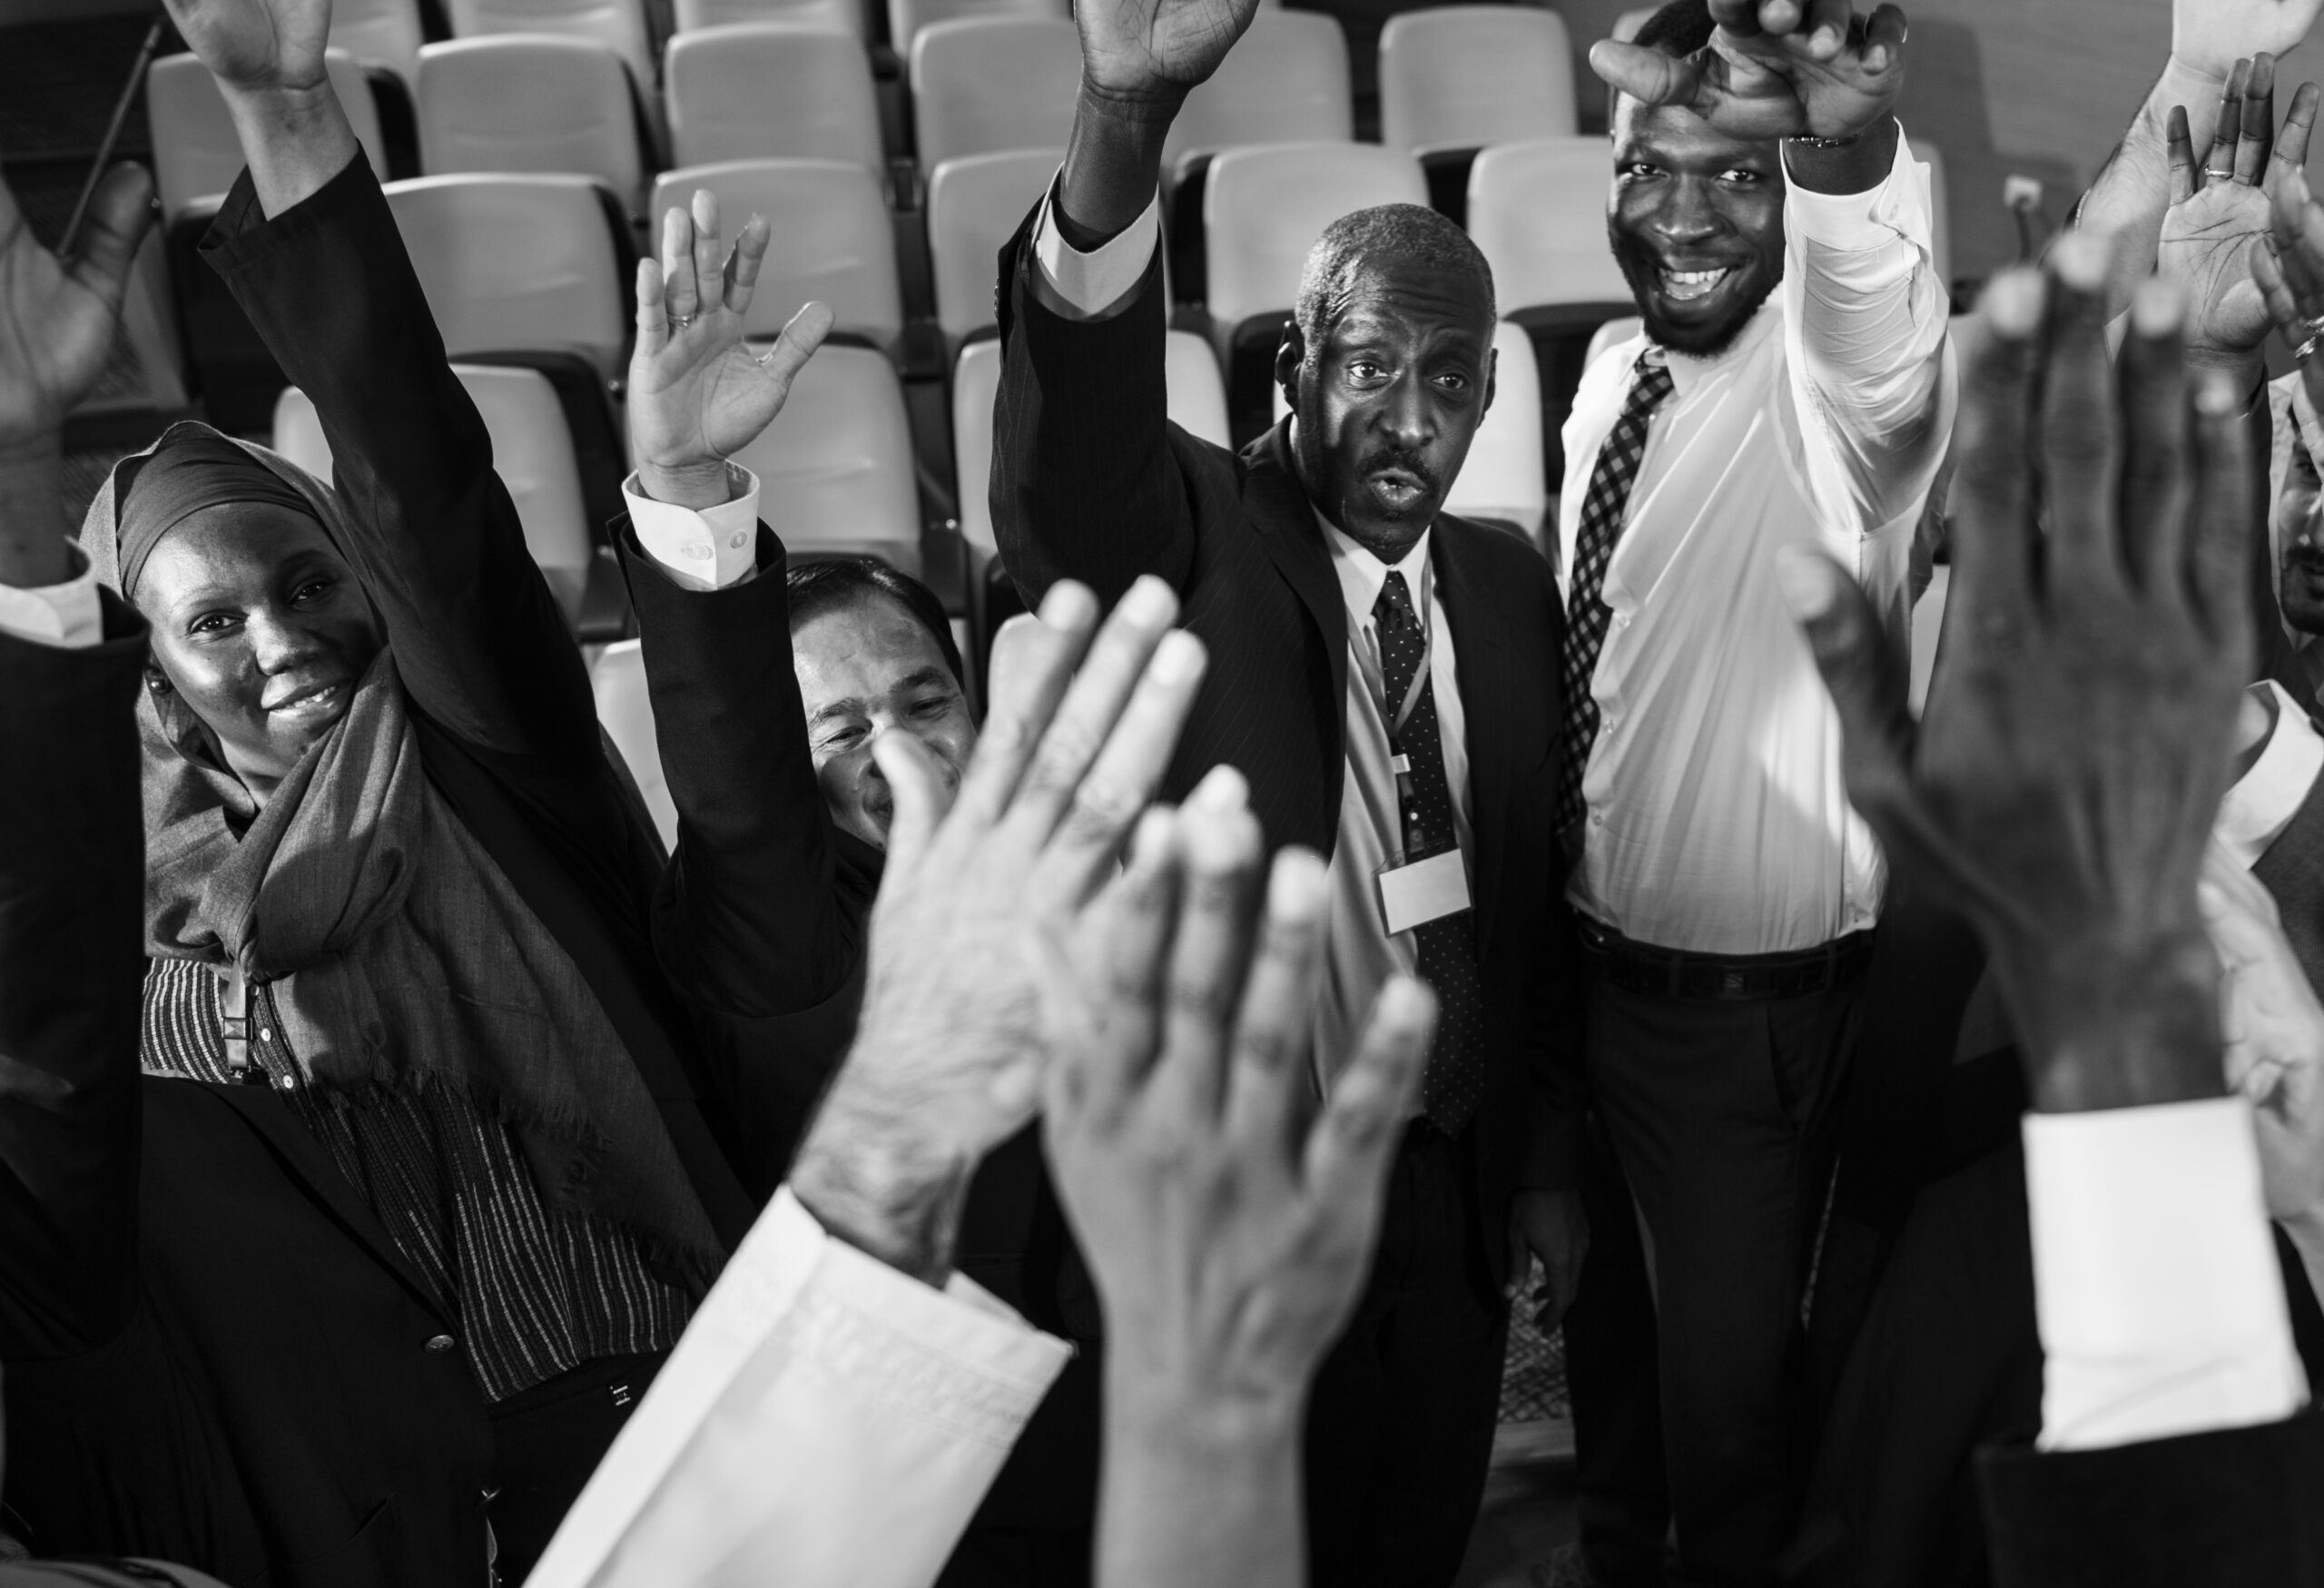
[
  {"x1": 786, "y1": 556, "x2": 967, "y2": 686},
  {"x1": 1632, "y1": 0, "x2": 1714, "y2": 58},
  {"x1": 1293, "y1": 203, "x2": 1496, "y2": 353}
]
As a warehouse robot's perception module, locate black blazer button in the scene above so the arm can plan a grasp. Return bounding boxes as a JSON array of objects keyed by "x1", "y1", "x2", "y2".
[{"x1": 426, "y1": 1333, "x2": 456, "y2": 1354}]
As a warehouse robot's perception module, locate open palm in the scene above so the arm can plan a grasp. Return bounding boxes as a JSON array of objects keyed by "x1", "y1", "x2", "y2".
[
  {"x1": 0, "y1": 163, "x2": 153, "y2": 451},
  {"x1": 1077, "y1": 0, "x2": 1261, "y2": 104},
  {"x1": 627, "y1": 192, "x2": 832, "y2": 493},
  {"x1": 2162, "y1": 183, "x2": 2272, "y2": 353},
  {"x1": 159, "y1": 0, "x2": 330, "y2": 94}
]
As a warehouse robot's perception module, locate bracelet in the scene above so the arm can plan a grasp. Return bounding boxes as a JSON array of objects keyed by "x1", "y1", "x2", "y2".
[{"x1": 1787, "y1": 131, "x2": 1863, "y2": 149}]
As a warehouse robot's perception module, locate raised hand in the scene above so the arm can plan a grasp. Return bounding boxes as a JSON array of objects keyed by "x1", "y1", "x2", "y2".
[
  {"x1": 2174, "y1": 0, "x2": 2324, "y2": 83},
  {"x1": 2200, "y1": 844, "x2": 2324, "y2": 1238},
  {"x1": 0, "y1": 163, "x2": 153, "y2": 459},
  {"x1": 788, "y1": 576, "x2": 1207, "y2": 1284},
  {"x1": 1780, "y1": 232, "x2": 2253, "y2": 1115},
  {"x1": 627, "y1": 192, "x2": 834, "y2": 511},
  {"x1": 1075, "y1": 0, "x2": 1260, "y2": 108},
  {"x1": 2161, "y1": 56, "x2": 2319, "y2": 368},
  {"x1": 1040, "y1": 777, "x2": 1435, "y2": 1588},
  {"x1": 1590, "y1": 0, "x2": 1907, "y2": 143},
  {"x1": 158, "y1": 0, "x2": 330, "y2": 94},
  {"x1": 2252, "y1": 165, "x2": 2324, "y2": 422}
]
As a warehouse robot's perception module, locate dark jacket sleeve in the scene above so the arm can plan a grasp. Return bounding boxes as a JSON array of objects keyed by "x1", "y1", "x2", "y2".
[
  {"x1": 990, "y1": 202, "x2": 1199, "y2": 607},
  {"x1": 0, "y1": 595, "x2": 152, "y2": 1358},
  {"x1": 619, "y1": 522, "x2": 867, "y2": 1018},
  {"x1": 1975, "y1": 1412, "x2": 2324, "y2": 1587},
  {"x1": 199, "y1": 156, "x2": 602, "y2": 765}
]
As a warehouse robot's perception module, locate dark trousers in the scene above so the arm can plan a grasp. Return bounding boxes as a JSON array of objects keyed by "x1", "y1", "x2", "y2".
[
  {"x1": 489, "y1": 1349, "x2": 664, "y2": 1585},
  {"x1": 1303, "y1": 1121, "x2": 1509, "y2": 1588},
  {"x1": 1584, "y1": 973, "x2": 1862, "y2": 1588}
]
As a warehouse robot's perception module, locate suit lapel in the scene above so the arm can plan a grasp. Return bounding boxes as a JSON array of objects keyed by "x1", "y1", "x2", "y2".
[
  {"x1": 1241, "y1": 422, "x2": 1349, "y2": 713},
  {"x1": 1432, "y1": 523, "x2": 1513, "y2": 952}
]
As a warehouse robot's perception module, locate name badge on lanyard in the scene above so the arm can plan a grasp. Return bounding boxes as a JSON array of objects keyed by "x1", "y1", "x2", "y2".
[{"x1": 1378, "y1": 846, "x2": 1472, "y2": 935}]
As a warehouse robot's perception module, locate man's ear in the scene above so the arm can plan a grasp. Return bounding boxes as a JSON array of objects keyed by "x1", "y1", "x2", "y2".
[
  {"x1": 1482, "y1": 343, "x2": 1499, "y2": 419},
  {"x1": 1275, "y1": 321, "x2": 1305, "y2": 416}
]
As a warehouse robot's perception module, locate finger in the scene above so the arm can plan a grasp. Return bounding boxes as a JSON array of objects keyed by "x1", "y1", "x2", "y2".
[
  {"x1": 1147, "y1": 771, "x2": 1265, "y2": 1126},
  {"x1": 1795, "y1": 0, "x2": 1849, "y2": 60},
  {"x1": 660, "y1": 204, "x2": 700, "y2": 324},
  {"x1": 753, "y1": 301, "x2": 835, "y2": 396},
  {"x1": 2168, "y1": 104, "x2": 2198, "y2": 206},
  {"x1": 1029, "y1": 626, "x2": 1208, "y2": 911},
  {"x1": 2238, "y1": 53, "x2": 2279, "y2": 183},
  {"x1": 954, "y1": 584, "x2": 1101, "y2": 830},
  {"x1": 2188, "y1": 366, "x2": 2258, "y2": 658},
  {"x1": 634, "y1": 257, "x2": 669, "y2": 360},
  {"x1": 2207, "y1": 58, "x2": 2253, "y2": 184},
  {"x1": 1305, "y1": 976, "x2": 1436, "y2": 1209},
  {"x1": 690, "y1": 189, "x2": 724, "y2": 320},
  {"x1": 2255, "y1": 238, "x2": 2309, "y2": 349},
  {"x1": 1777, "y1": 548, "x2": 1921, "y2": 833},
  {"x1": 1000, "y1": 575, "x2": 1181, "y2": 847},
  {"x1": 1589, "y1": 38, "x2": 1704, "y2": 106},
  {"x1": 2270, "y1": 82, "x2": 2320, "y2": 198},
  {"x1": 2271, "y1": 176, "x2": 2324, "y2": 308},
  {"x1": 1054, "y1": 807, "x2": 1185, "y2": 1127},
  {"x1": 1951, "y1": 269, "x2": 2047, "y2": 639},
  {"x1": 2293, "y1": 185, "x2": 2324, "y2": 315},
  {"x1": 1709, "y1": 0, "x2": 1765, "y2": 36},
  {"x1": 2039, "y1": 232, "x2": 2128, "y2": 593},
  {"x1": 1223, "y1": 847, "x2": 1331, "y2": 1163},
  {"x1": 2117, "y1": 277, "x2": 2195, "y2": 596},
  {"x1": 724, "y1": 212, "x2": 770, "y2": 316},
  {"x1": 1861, "y1": 4, "x2": 1907, "y2": 74},
  {"x1": 64, "y1": 163, "x2": 156, "y2": 296},
  {"x1": 870, "y1": 725, "x2": 949, "y2": 881}
]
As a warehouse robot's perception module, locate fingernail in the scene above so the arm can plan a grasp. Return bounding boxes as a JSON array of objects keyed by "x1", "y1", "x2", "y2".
[
  {"x1": 1119, "y1": 575, "x2": 1176, "y2": 626},
  {"x1": 1378, "y1": 975, "x2": 1436, "y2": 1029},
  {"x1": 2131, "y1": 275, "x2": 2185, "y2": 337},
  {"x1": 1150, "y1": 628, "x2": 1206, "y2": 684},
  {"x1": 1775, "y1": 546, "x2": 1837, "y2": 621},
  {"x1": 1267, "y1": 848, "x2": 1328, "y2": 921},
  {"x1": 1188, "y1": 764, "x2": 1247, "y2": 811},
  {"x1": 2194, "y1": 368, "x2": 2240, "y2": 418},
  {"x1": 1983, "y1": 269, "x2": 2045, "y2": 337},
  {"x1": 1039, "y1": 580, "x2": 1096, "y2": 629},
  {"x1": 2050, "y1": 230, "x2": 2112, "y2": 291}
]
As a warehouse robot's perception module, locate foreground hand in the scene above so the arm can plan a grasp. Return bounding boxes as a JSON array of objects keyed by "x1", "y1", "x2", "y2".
[
  {"x1": 2201, "y1": 846, "x2": 2324, "y2": 1230},
  {"x1": 1590, "y1": 0, "x2": 1907, "y2": 143},
  {"x1": 159, "y1": 0, "x2": 330, "y2": 95},
  {"x1": 1781, "y1": 232, "x2": 2251, "y2": 1114},
  {"x1": 1043, "y1": 778, "x2": 1436, "y2": 1422},
  {"x1": 1508, "y1": 1189, "x2": 1589, "y2": 1330},
  {"x1": 789, "y1": 577, "x2": 1207, "y2": 1283},
  {"x1": 629, "y1": 192, "x2": 833, "y2": 511},
  {"x1": 2253, "y1": 166, "x2": 2324, "y2": 426},
  {"x1": 0, "y1": 163, "x2": 153, "y2": 459},
  {"x1": 2174, "y1": 0, "x2": 2324, "y2": 84},
  {"x1": 2162, "y1": 56, "x2": 2319, "y2": 367}
]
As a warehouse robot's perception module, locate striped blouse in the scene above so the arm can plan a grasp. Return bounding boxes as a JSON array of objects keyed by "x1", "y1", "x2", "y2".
[{"x1": 140, "y1": 959, "x2": 696, "y2": 1404}]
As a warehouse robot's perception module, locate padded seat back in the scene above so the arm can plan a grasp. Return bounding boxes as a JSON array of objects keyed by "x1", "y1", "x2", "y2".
[
  {"x1": 910, "y1": 16, "x2": 1081, "y2": 171},
  {"x1": 417, "y1": 36, "x2": 646, "y2": 211},
  {"x1": 889, "y1": 0, "x2": 1063, "y2": 55},
  {"x1": 1163, "y1": 10, "x2": 1351, "y2": 174},
  {"x1": 330, "y1": 0, "x2": 427, "y2": 84},
  {"x1": 1466, "y1": 136, "x2": 1630, "y2": 315},
  {"x1": 446, "y1": 0, "x2": 657, "y2": 85},
  {"x1": 1379, "y1": 6, "x2": 1576, "y2": 156},
  {"x1": 665, "y1": 24, "x2": 881, "y2": 170},
  {"x1": 676, "y1": 0, "x2": 863, "y2": 35},
  {"x1": 926, "y1": 148, "x2": 1062, "y2": 342},
  {"x1": 1442, "y1": 321, "x2": 1546, "y2": 539},
  {"x1": 150, "y1": 50, "x2": 385, "y2": 216},
  {"x1": 728, "y1": 344, "x2": 923, "y2": 572},
  {"x1": 649, "y1": 160, "x2": 903, "y2": 345},
  {"x1": 1203, "y1": 143, "x2": 1427, "y2": 329}
]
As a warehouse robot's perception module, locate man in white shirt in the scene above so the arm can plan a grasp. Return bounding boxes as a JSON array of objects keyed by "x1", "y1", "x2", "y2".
[{"x1": 1563, "y1": 2, "x2": 1953, "y2": 1582}]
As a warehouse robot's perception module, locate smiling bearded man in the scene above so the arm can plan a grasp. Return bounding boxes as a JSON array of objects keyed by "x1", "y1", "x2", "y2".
[{"x1": 1548, "y1": 2, "x2": 1955, "y2": 1585}]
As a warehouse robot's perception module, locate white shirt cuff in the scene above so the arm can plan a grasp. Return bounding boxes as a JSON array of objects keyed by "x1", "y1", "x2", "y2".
[
  {"x1": 1781, "y1": 121, "x2": 1931, "y2": 253},
  {"x1": 2027, "y1": 1096, "x2": 2309, "y2": 1452},
  {"x1": 0, "y1": 541, "x2": 103, "y2": 648},
  {"x1": 1029, "y1": 180, "x2": 1163, "y2": 321},
  {"x1": 623, "y1": 465, "x2": 762, "y2": 591},
  {"x1": 2218, "y1": 681, "x2": 2324, "y2": 868}
]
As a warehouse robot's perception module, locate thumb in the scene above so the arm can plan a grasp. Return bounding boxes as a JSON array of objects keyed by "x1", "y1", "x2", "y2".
[
  {"x1": 67, "y1": 163, "x2": 155, "y2": 301},
  {"x1": 757, "y1": 301, "x2": 834, "y2": 397},
  {"x1": 871, "y1": 725, "x2": 948, "y2": 879},
  {"x1": 1778, "y1": 547, "x2": 1918, "y2": 822},
  {"x1": 1589, "y1": 37, "x2": 1702, "y2": 104}
]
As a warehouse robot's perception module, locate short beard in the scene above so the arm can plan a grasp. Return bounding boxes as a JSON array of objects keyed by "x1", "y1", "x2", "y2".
[{"x1": 1610, "y1": 229, "x2": 1779, "y2": 359}]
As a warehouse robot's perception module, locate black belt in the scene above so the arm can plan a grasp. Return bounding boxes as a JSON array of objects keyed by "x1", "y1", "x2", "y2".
[{"x1": 1577, "y1": 919, "x2": 1876, "y2": 1001}]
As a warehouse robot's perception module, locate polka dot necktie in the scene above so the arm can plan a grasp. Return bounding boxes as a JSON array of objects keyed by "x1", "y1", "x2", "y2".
[
  {"x1": 1556, "y1": 355, "x2": 1676, "y2": 839},
  {"x1": 1374, "y1": 568, "x2": 1487, "y2": 1136}
]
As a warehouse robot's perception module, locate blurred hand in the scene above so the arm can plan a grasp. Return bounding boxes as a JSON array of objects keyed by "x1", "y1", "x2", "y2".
[
  {"x1": 0, "y1": 163, "x2": 153, "y2": 459},
  {"x1": 1074, "y1": 0, "x2": 1261, "y2": 108},
  {"x1": 628, "y1": 192, "x2": 833, "y2": 511},
  {"x1": 1508, "y1": 1189, "x2": 1589, "y2": 1330},
  {"x1": 1041, "y1": 778, "x2": 1435, "y2": 1421},
  {"x1": 2161, "y1": 56, "x2": 2319, "y2": 364},
  {"x1": 2174, "y1": 0, "x2": 2324, "y2": 83},
  {"x1": 790, "y1": 576, "x2": 1208, "y2": 1283},
  {"x1": 1781, "y1": 232, "x2": 2252, "y2": 1115},
  {"x1": 2201, "y1": 845, "x2": 2324, "y2": 1229},
  {"x1": 158, "y1": 0, "x2": 330, "y2": 94},
  {"x1": 2252, "y1": 166, "x2": 2324, "y2": 425},
  {"x1": 1590, "y1": 0, "x2": 1908, "y2": 143}
]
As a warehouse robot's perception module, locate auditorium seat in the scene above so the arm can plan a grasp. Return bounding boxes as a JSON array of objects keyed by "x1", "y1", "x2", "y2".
[
  {"x1": 1379, "y1": 7, "x2": 1576, "y2": 157},
  {"x1": 149, "y1": 49, "x2": 387, "y2": 216},
  {"x1": 417, "y1": 37, "x2": 648, "y2": 212},
  {"x1": 649, "y1": 160, "x2": 904, "y2": 347},
  {"x1": 592, "y1": 642, "x2": 681, "y2": 850},
  {"x1": 665, "y1": 24, "x2": 882, "y2": 171},
  {"x1": 1204, "y1": 142, "x2": 1426, "y2": 334},
  {"x1": 727, "y1": 345, "x2": 924, "y2": 572},
  {"x1": 272, "y1": 365, "x2": 599, "y2": 624},
  {"x1": 675, "y1": 0, "x2": 862, "y2": 35},
  {"x1": 888, "y1": 0, "x2": 1065, "y2": 56},
  {"x1": 926, "y1": 148, "x2": 1062, "y2": 346},
  {"x1": 1466, "y1": 136, "x2": 1630, "y2": 326},
  {"x1": 910, "y1": 16, "x2": 1081, "y2": 171},
  {"x1": 950, "y1": 330, "x2": 1227, "y2": 557},
  {"x1": 1584, "y1": 313, "x2": 1642, "y2": 373},
  {"x1": 330, "y1": 0, "x2": 427, "y2": 85},
  {"x1": 384, "y1": 173, "x2": 635, "y2": 380},
  {"x1": 1612, "y1": 6, "x2": 1654, "y2": 41},
  {"x1": 1162, "y1": 9, "x2": 1352, "y2": 175},
  {"x1": 1436, "y1": 321, "x2": 1549, "y2": 543},
  {"x1": 445, "y1": 0, "x2": 657, "y2": 87}
]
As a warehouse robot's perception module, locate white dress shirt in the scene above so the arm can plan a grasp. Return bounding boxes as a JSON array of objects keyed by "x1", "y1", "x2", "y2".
[{"x1": 1557, "y1": 129, "x2": 1955, "y2": 954}]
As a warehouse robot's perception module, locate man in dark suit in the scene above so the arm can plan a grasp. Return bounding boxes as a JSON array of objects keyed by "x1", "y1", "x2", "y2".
[{"x1": 990, "y1": 0, "x2": 1586, "y2": 1581}]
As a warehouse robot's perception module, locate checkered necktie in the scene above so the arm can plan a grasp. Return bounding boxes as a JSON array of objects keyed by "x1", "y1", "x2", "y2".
[
  {"x1": 1374, "y1": 569, "x2": 1487, "y2": 1135},
  {"x1": 1555, "y1": 355, "x2": 1675, "y2": 837}
]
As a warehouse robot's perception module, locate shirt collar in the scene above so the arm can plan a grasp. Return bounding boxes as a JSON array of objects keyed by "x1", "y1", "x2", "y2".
[
  {"x1": 1649, "y1": 295, "x2": 1781, "y2": 399},
  {"x1": 2218, "y1": 679, "x2": 2324, "y2": 869},
  {"x1": 1316, "y1": 508, "x2": 1433, "y2": 628}
]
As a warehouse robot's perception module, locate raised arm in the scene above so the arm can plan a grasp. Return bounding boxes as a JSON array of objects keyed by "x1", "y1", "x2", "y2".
[
  {"x1": 989, "y1": 0, "x2": 1256, "y2": 606},
  {"x1": 0, "y1": 156, "x2": 157, "y2": 1358},
  {"x1": 162, "y1": 0, "x2": 600, "y2": 761}
]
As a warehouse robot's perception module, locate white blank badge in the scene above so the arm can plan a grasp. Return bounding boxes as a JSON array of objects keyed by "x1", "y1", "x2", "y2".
[{"x1": 1378, "y1": 848, "x2": 1472, "y2": 936}]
